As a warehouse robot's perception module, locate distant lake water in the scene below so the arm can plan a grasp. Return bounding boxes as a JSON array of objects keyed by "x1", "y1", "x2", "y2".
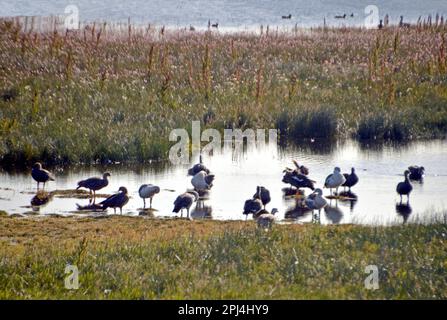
[{"x1": 1, "y1": 0, "x2": 447, "y2": 31}]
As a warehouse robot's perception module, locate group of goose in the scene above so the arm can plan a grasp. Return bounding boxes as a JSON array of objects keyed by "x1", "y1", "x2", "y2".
[
  {"x1": 31, "y1": 159, "x2": 425, "y2": 225},
  {"x1": 243, "y1": 160, "x2": 360, "y2": 225}
]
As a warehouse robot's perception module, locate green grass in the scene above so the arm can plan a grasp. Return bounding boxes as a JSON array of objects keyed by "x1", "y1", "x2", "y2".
[
  {"x1": 0, "y1": 216, "x2": 446, "y2": 299},
  {"x1": 1, "y1": 22, "x2": 447, "y2": 166}
]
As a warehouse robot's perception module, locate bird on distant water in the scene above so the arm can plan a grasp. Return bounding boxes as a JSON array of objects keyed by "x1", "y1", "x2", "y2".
[
  {"x1": 342, "y1": 167, "x2": 359, "y2": 191},
  {"x1": 76, "y1": 172, "x2": 111, "y2": 202},
  {"x1": 324, "y1": 167, "x2": 346, "y2": 196},
  {"x1": 335, "y1": 14, "x2": 346, "y2": 19},
  {"x1": 99, "y1": 186, "x2": 129, "y2": 214},
  {"x1": 188, "y1": 154, "x2": 210, "y2": 176},
  {"x1": 253, "y1": 186, "x2": 271, "y2": 209},
  {"x1": 243, "y1": 198, "x2": 263, "y2": 220},
  {"x1": 282, "y1": 14, "x2": 292, "y2": 19},
  {"x1": 138, "y1": 184, "x2": 160, "y2": 209},
  {"x1": 408, "y1": 166, "x2": 425, "y2": 181},
  {"x1": 256, "y1": 208, "x2": 278, "y2": 229},
  {"x1": 191, "y1": 171, "x2": 215, "y2": 191},
  {"x1": 396, "y1": 170, "x2": 413, "y2": 203},
  {"x1": 173, "y1": 191, "x2": 199, "y2": 218},
  {"x1": 31, "y1": 162, "x2": 55, "y2": 190}
]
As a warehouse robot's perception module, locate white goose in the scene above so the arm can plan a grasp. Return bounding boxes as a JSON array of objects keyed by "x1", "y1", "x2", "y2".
[
  {"x1": 191, "y1": 171, "x2": 215, "y2": 191},
  {"x1": 138, "y1": 184, "x2": 160, "y2": 209},
  {"x1": 324, "y1": 167, "x2": 346, "y2": 196},
  {"x1": 305, "y1": 188, "x2": 327, "y2": 222}
]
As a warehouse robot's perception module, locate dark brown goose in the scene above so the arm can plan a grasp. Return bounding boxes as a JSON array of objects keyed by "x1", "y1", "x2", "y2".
[
  {"x1": 253, "y1": 186, "x2": 271, "y2": 209},
  {"x1": 342, "y1": 167, "x2": 359, "y2": 191},
  {"x1": 99, "y1": 186, "x2": 129, "y2": 214},
  {"x1": 408, "y1": 166, "x2": 425, "y2": 180},
  {"x1": 188, "y1": 154, "x2": 210, "y2": 176},
  {"x1": 76, "y1": 172, "x2": 111, "y2": 202},
  {"x1": 173, "y1": 191, "x2": 199, "y2": 218},
  {"x1": 31, "y1": 162, "x2": 55, "y2": 190},
  {"x1": 243, "y1": 198, "x2": 263, "y2": 220},
  {"x1": 396, "y1": 170, "x2": 413, "y2": 203}
]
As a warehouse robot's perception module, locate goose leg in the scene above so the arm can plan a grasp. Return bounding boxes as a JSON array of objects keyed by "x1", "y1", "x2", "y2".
[
  {"x1": 150, "y1": 197, "x2": 153, "y2": 208},
  {"x1": 37, "y1": 182, "x2": 39, "y2": 190},
  {"x1": 143, "y1": 198, "x2": 146, "y2": 209}
]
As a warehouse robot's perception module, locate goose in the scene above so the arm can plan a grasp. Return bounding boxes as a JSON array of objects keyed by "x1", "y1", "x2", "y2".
[
  {"x1": 189, "y1": 25, "x2": 195, "y2": 31},
  {"x1": 191, "y1": 171, "x2": 215, "y2": 191},
  {"x1": 282, "y1": 170, "x2": 315, "y2": 191},
  {"x1": 335, "y1": 14, "x2": 346, "y2": 19},
  {"x1": 243, "y1": 198, "x2": 263, "y2": 220},
  {"x1": 188, "y1": 154, "x2": 210, "y2": 176},
  {"x1": 399, "y1": 16, "x2": 411, "y2": 28},
  {"x1": 173, "y1": 191, "x2": 199, "y2": 218},
  {"x1": 378, "y1": 19, "x2": 384, "y2": 29},
  {"x1": 256, "y1": 208, "x2": 278, "y2": 229},
  {"x1": 31, "y1": 162, "x2": 55, "y2": 190},
  {"x1": 138, "y1": 184, "x2": 160, "y2": 208},
  {"x1": 324, "y1": 167, "x2": 346, "y2": 196},
  {"x1": 408, "y1": 166, "x2": 425, "y2": 180},
  {"x1": 292, "y1": 159, "x2": 309, "y2": 175},
  {"x1": 305, "y1": 188, "x2": 327, "y2": 222},
  {"x1": 99, "y1": 186, "x2": 129, "y2": 214},
  {"x1": 253, "y1": 186, "x2": 271, "y2": 209},
  {"x1": 211, "y1": 22, "x2": 218, "y2": 28},
  {"x1": 342, "y1": 167, "x2": 359, "y2": 191},
  {"x1": 396, "y1": 170, "x2": 413, "y2": 203},
  {"x1": 282, "y1": 14, "x2": 292, "y2": 19},
  {"x1": 76, "y1": 172, "x2": 111, "y2": 202}
]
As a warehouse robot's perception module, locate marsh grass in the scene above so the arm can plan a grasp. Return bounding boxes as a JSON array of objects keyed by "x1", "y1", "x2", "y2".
[
  {"x1": 1, "y1": 21, "x2": 447, "y2": 166},
  {"x1": 0, "y1": 216, "x2": 446, "y2": 299}
]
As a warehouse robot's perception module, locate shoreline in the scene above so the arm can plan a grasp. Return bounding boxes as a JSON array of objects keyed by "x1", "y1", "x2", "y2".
[{"x1": 1, "y1": 215, "x2": 446, "y2": 299}]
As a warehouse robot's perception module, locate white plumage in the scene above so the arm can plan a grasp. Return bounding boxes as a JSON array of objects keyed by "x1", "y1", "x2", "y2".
[
  {"x1": 191, "y1": 171, "x2": 214, "y2": 191},
  {"x1": 138, "y1": 184, "x2": 160, "y2": 208},
  {"x1": 324, "y1": 167, "x2": 346, "y2": 196}
]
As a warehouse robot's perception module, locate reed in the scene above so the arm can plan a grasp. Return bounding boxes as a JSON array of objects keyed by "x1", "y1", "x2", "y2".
[{"x1": 1, "y1": 21, "x2": 447, "y2": 166}]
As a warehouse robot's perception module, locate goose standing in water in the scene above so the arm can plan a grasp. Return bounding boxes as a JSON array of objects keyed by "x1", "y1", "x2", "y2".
[
  {"x1": 173, "y1": 190, "x2": 199, "y2": 218},
  {"x1": 282, "y1": 170, "x2": 315, "y2": 191},
  {"x1": 335, "y1": 14, "x2": 346, "y2": 19},
  {"x1": 31, "y1": 162, "x2": 55, "y2": 190},
  {"x1": 138, "y1": 184, "x2": 160, "y2": 209},
  {"x1": 188, "y1": 154, "x2": 210, "y2": 176},
  {"x1": 256, "y1": 208, "x2": 278, "y2": 229},
  {"x1": 324, "y1": 167, "x2": 346, "y2": 196},
  {"x1": 99, "y1": 186, "x2": 129, "y2": 214},
  {"x1": 243, "y1": 197, "x2": 263, "y2": 220},
  {"x1": 191, "y1": 171, "x2": 215, "y2": 191},
  {"x1": 396, "y1": 170, "x2": 413, "y2": 203},
  {"x1": 342, "y1": 167, "x2": 359, "y2": 191},
  {"x1": 76, "y1": 172, "x2": 111, "y2": 202},
  {"x1": 408, "y1": 166, "x2": 425, "y2": 181},
  {"x1": 253, "y1": 186, "x2": 271, "y2": 209},
  {"x1": 305, "y1": 188, "x2": 327, "y2": 223}
]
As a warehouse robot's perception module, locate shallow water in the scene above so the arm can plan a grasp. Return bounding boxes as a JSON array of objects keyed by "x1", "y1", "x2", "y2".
[
  {"x1": 0, "y1": 139, "x2": 446, "y2": 225},
  {"x1": 1, "y1": 0, "x2": 447, "y2": 30}
]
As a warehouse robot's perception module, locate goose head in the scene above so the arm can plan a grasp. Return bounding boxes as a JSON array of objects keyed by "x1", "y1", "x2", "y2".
[
  {"x1": 33, "y1": 162, "x2": 43, "y2": 170},
  {"x1": 334, "y1": 167, "x2": 341, "y2": 173},
  {"x1": 351, "y1": 167, "x2": 355, "y2": 174},
  {"x1": 313, "y1": 188, "x2": 323, "y2": 196},
  {"x1": 271, "y1": 208, "x2": 279, "y2": 215},
  {"x1": 118, "y1": 186, "x2": 128, "y2": 194},
  {"x1": 103, "y1": 172, "x2": 111, "y2": 179}
]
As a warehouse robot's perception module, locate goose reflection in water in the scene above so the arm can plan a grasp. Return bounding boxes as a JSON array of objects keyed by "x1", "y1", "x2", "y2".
[
  {"x1": 30, "y1": 190, "x2": 53, "y2": 211},
  {"x1": 337, "y1": 191, "x2": 358, "y2": 212},
  {"x1": 324, "y1": 202, "x2": 344, "y2": 224},
  {"x1": 395, "y1": 202, "x2": 412, "y2": 224},
  {"x1": 191, "y1": 200, "x2": 213, "y2": 219},
  {"x1": 284, "y1": 200, "x2": 312, "y2": 220}
]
